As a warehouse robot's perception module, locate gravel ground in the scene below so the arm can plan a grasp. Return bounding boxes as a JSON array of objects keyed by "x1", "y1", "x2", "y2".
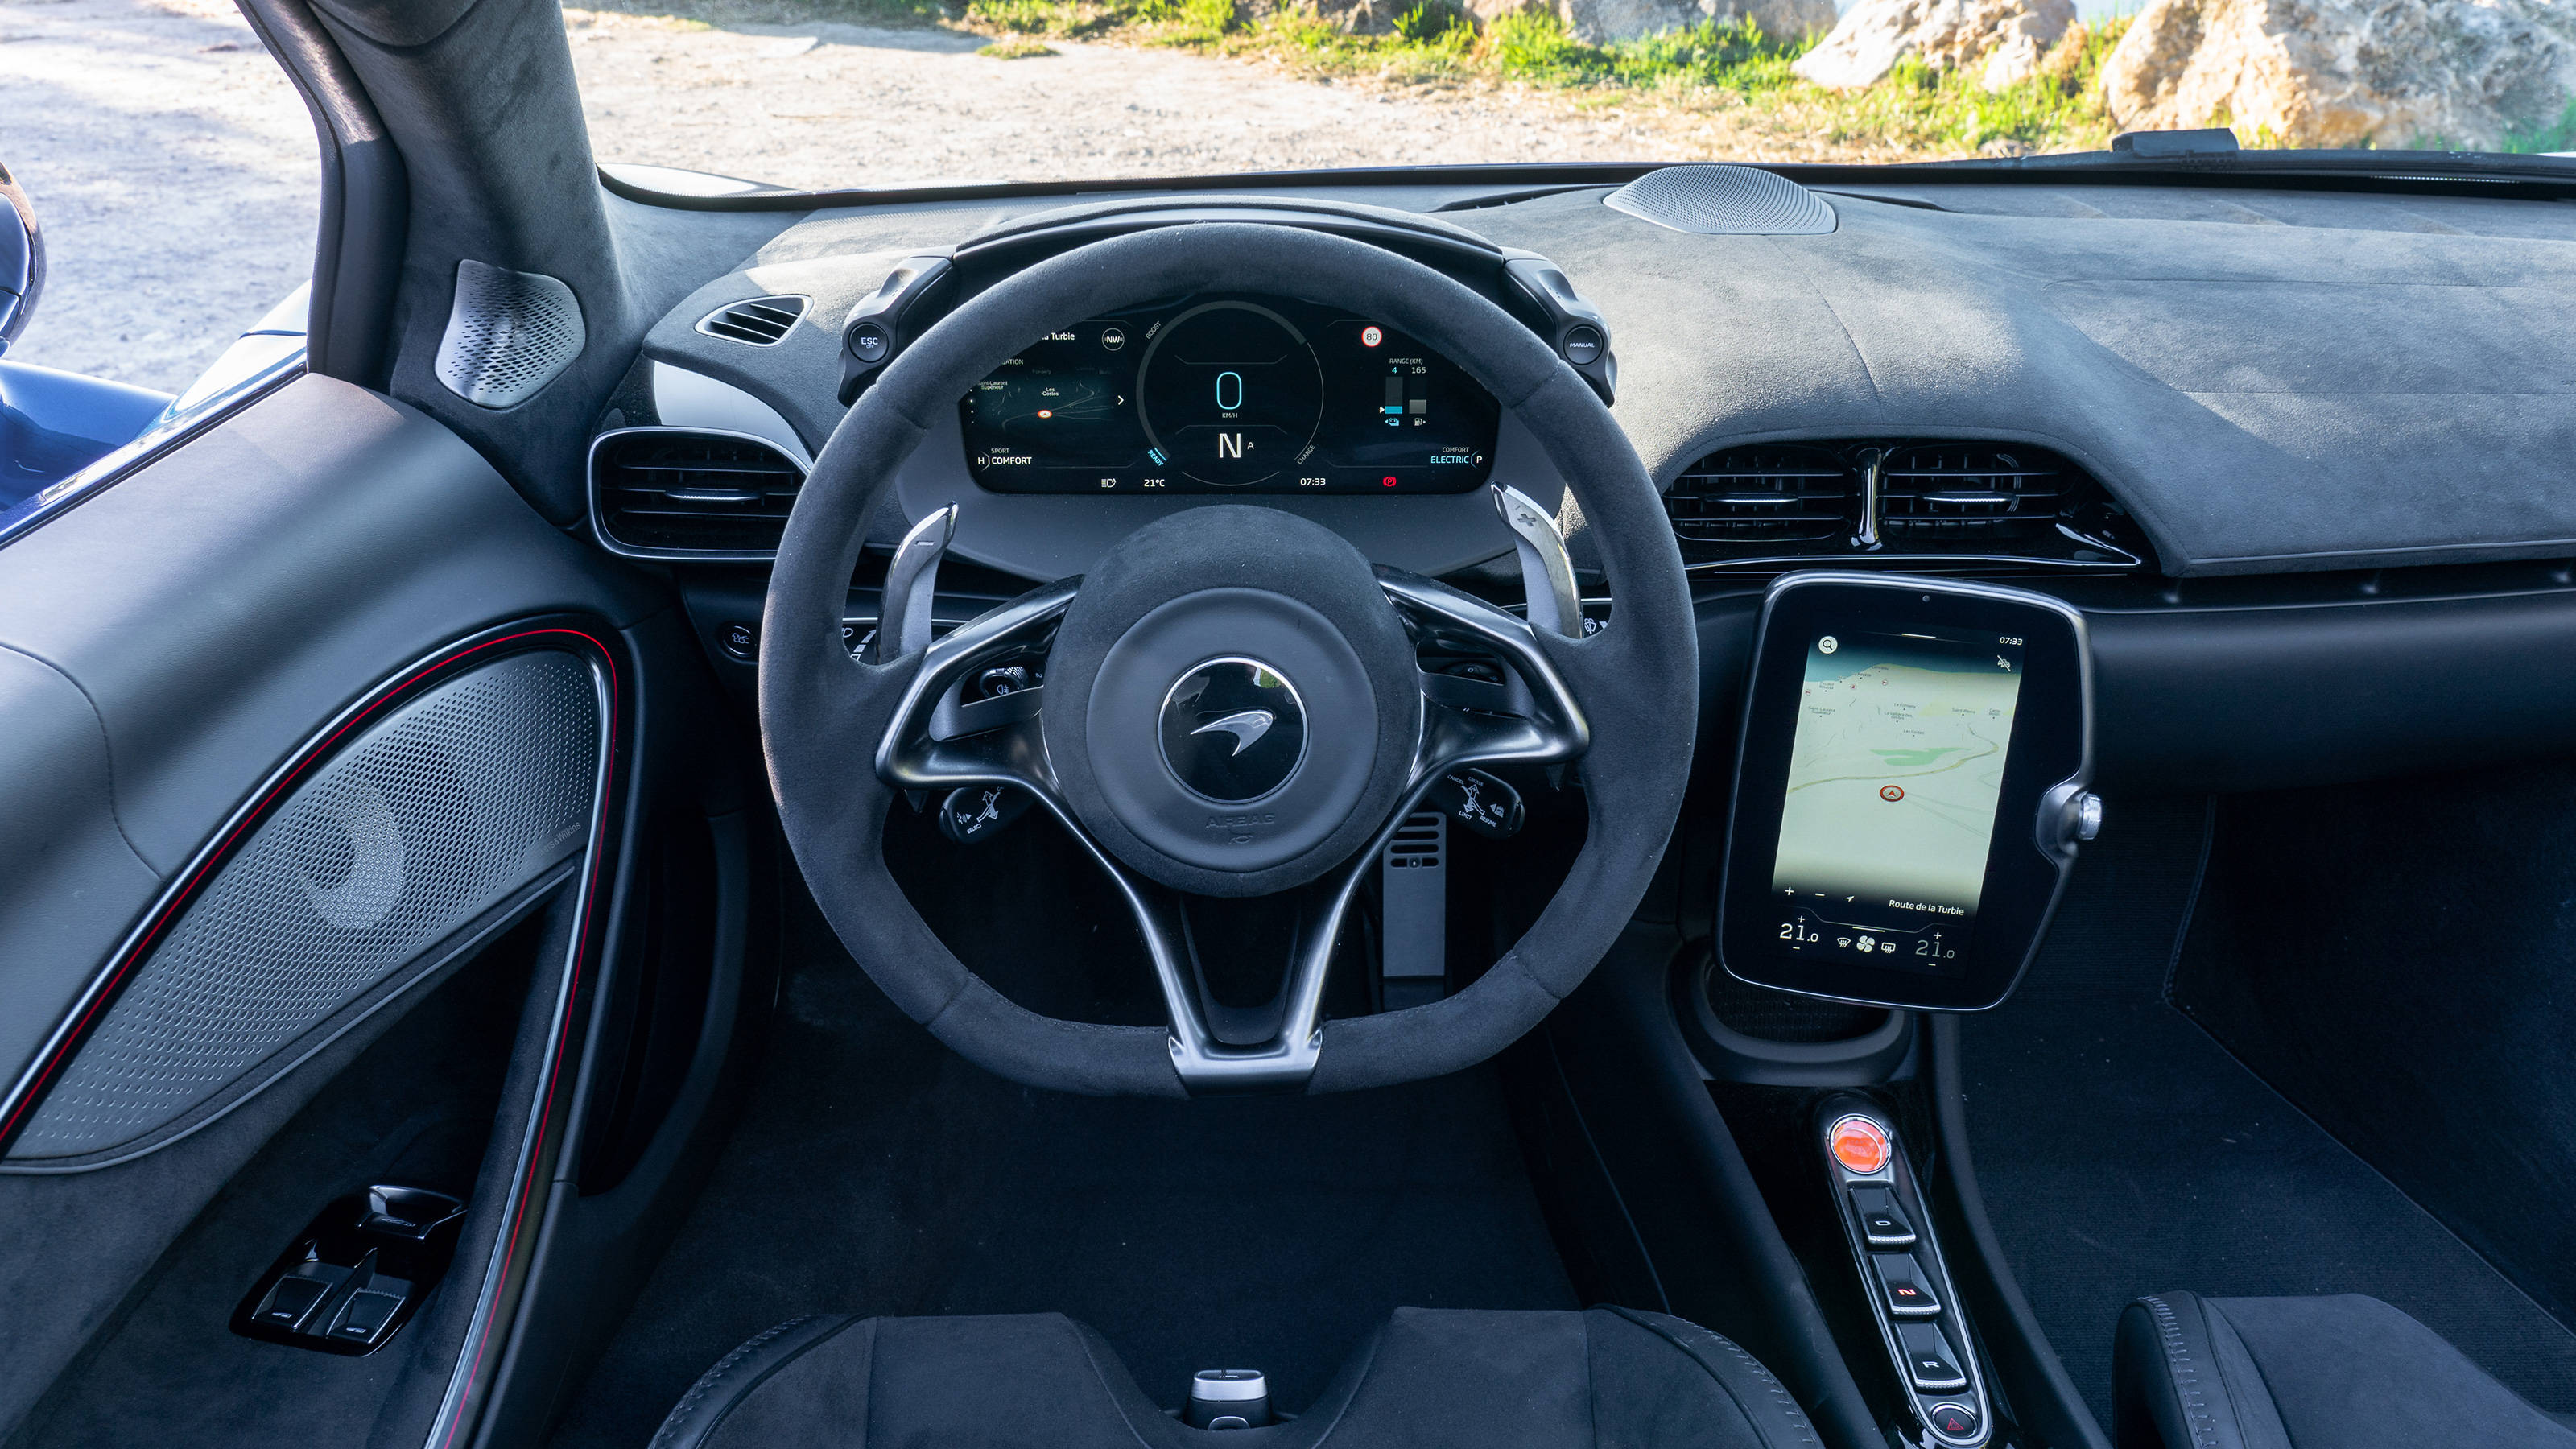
[
  {"x1": 2, "y1": 0, "x2": 1847, "y2": 392},
  {"x1": 1, "y1": 0, "x2": 316, "y2": 392},
  {"x1": 562, "y1": 9, "x2": 1704, "y2": 192}
]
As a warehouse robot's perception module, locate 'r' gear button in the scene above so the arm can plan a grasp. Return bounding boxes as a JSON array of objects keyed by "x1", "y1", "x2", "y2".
[{"x1": 1827, "y1": 1113, "x2": 1891, "y2": 1174}]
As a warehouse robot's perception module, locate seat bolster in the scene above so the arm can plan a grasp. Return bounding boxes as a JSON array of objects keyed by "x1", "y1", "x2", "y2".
[
  {"x1": 649, "y1": 1315, "x2": 869, "y2": 1449},
  {"x1": 1592, "y1": 1307, "x2": 1822, "y2": 1449},
  {"x1": 2202, "y1": 1294, "x2": 2576, "y2": 1449},
  {"x1": 2115, "y1": 1293, "x2": 2287, "y2": 1449}
]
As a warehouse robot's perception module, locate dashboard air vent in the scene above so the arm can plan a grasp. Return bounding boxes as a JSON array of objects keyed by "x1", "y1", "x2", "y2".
[
  {"x1": 1664, "y1": 438, "x2": 2147, "y2": 572},
  {"x1": 1665, "y1": 445, "x2": 1856, "y2": 545},
  {"x1": 1877, "y1": 444, "x2": 2070, "y2": 541},
  {"x1": 592, "y1": 429, "x2": 805, "y2": 556},
  {"x1": 696, "y1": 295, "x2": 807, "y2": 346}
]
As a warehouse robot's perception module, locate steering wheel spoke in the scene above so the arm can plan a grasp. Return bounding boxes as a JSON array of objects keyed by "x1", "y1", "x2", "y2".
[
  {"x1": 877, "y1": 578, "x2": 1075, "y2": 795},
  {"x1": 1381, "y1": 569, "x2": 1590, "y2": 784}
]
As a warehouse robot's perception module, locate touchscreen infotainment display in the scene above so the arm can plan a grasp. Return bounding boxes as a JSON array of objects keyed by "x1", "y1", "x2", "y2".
[
  {"x1": 1767, "y1": 621, "x2": 2026, "y2": 978},
  {"x1": 1718, "y1": 574, "x2": 2091, "y2": 1013}
]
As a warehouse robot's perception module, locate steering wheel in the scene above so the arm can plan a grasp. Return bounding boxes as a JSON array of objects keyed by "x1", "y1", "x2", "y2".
[{"x1": 761, "y1": 223, "x2": 1695, "y2": 1096}]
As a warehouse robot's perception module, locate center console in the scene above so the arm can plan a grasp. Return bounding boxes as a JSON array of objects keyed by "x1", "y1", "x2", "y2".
[{"x1": 1637, "y1": 575, "x2": 2104, "y2": 1449}]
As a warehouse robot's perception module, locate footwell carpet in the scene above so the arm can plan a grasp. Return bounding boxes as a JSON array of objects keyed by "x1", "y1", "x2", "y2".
[{"x1": 547, "y1": 895, "x2": 1577, "y2": 1447}]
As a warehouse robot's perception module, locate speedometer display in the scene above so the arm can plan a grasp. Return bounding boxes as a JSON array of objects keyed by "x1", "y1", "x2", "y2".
[{"x1": 960, "y1": 295, "x2": 1501, "y2": 495}]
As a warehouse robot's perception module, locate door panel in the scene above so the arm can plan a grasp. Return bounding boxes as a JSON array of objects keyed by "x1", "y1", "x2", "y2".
[
  {"x1": 7, "y1": 646, "x2": 601, "y2": 1166},
  {"x1": 0, "y1": 648, "x2": 162, "y2": 1076},
  {"x1": 0, "y1": 370, "x2": 752, "y2": 1447},
  {"x1": 0, "y1": 373, "x2": 654, "y2": 1098}
]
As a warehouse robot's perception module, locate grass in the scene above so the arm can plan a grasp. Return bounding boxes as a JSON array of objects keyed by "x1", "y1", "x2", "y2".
[
  {"x1": 1785, "y1": 19, "x2": 2136, "y2": 155},
  {"x1": 576, "y1": 0, "x2": 2140, "y2": 159},
  {"x1": 580, "y1": 0, "x2": 2576, "y2": 162},
  {"x1": 2502, "y1": 98, "x2": 2576, "y2": 155},
  {"x1": 933, "y1": 0, "x2": 2141, "y2": 157}
]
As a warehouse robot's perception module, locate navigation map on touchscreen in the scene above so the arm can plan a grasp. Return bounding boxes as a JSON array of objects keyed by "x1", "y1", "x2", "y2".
[{"x1": 1768, "y1": 624, "x2": 2025, "y2": 976}]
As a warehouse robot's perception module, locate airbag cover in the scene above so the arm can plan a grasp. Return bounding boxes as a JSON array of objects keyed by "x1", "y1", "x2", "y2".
[{"x1": 1043, "y1": 506, "x2": 1418, "y2": 896}]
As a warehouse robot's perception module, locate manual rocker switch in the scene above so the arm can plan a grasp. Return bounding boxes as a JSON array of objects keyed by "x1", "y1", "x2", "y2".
[
  {"x1": 1871, "y1": 1253, "x2": 1942, "y2": 1316},
  {"x1": 1850, "y1": 1186, "x2": 1916, "y2": 1247},
  {"x1": 1895, "y1": 1321, "x2": 1968, "y2": 1391},
  {"x1": 251, "y1": 1268, "x2": 337, "y2": 1330}
]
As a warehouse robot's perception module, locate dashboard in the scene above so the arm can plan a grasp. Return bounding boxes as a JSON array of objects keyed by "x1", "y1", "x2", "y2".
[
  {"x1": 961, "y1": 295, "x2": 1500, "y2": 496},
  {"x1": 605, "y1": 169, "x2": 2576, "y2": 803}
]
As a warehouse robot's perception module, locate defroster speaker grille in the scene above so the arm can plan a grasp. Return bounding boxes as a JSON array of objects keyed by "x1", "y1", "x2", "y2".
[
  {"x1": 1603, "y1": 164, "x2": 1837, "y2": 237},
  {"x1": 8, "y1": 649, "x2": 602, "y2": 1162}
]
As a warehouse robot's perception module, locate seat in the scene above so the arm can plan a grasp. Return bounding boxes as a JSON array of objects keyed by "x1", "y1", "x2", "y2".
[
  {"x1": 648, "y1": 1306, "x2": 1821, "y2": 1449},
  {"x1": 2115, "y1": 1291, "x2": 2576, "y2": 1449}
]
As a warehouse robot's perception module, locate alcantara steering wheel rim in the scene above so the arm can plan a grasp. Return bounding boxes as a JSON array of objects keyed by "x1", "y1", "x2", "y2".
[{"x1": 760, "y1": 221, "x2": 1695, "y2": 1097}]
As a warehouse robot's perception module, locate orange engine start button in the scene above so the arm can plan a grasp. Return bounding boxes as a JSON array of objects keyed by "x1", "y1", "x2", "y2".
[{"x1": 1828, "y1": 1114, "x2": 1891, "y2": 1174}]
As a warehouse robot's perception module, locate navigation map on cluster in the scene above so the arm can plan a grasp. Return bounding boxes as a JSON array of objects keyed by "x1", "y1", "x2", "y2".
[{"x1": 1767, "y1": 623, "x2": 2026, "y2": 974}]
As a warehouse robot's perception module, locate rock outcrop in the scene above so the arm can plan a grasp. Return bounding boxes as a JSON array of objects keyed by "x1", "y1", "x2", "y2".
[
  {"x1": 2100, "y1": 0, "x2": 2576, "y2": 151},
  {"x1": 1453, "y1": 0, "x2": 1834, "y2": 43},
  {"x1": 1790, "y1": 0, "x2": 2079, "y2": 90},
  {"x1": 1701, "y1": 0, "x2": 1842, "y2": 43}
]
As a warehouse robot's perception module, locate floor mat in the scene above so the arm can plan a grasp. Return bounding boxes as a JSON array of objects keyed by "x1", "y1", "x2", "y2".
[
  {"x1": 2173, "y1": 764, "x2": 2576, "y2": 1333},
  {"x1": 1959, "y1": 795, "x2": 2576, "y2": 1429},
  {"x1": 546, "y1": 894, "x2": 1577, "y2": 1449}
]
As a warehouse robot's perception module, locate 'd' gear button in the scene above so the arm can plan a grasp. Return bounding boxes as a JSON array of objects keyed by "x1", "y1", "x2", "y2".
[
  {"x1": 1828, "y1": 1113, "x2": 1891, "y2": 1174},
  {"x1": 1852, "y1": 1186, "x2": 1917, "y2": 1247}
]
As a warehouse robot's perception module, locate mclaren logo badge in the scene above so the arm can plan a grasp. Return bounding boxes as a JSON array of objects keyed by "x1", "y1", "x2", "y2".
[
  {"x1": 1188, "y1": 709, "x2": 1276, "y2": 756},
  {"x1": 1158, "y1": 659, "x2": 1306, "y2": 804}
]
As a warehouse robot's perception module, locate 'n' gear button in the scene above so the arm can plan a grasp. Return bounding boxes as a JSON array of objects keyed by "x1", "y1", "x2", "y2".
[{"x1": 1870, "y1": 1253, "x2": 1942, "y2": 1316}]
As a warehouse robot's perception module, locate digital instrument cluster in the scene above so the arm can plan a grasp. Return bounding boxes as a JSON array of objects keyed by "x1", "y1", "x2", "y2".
[{"x1": 960, "y1": 295, "x2": 1502, "y2": 495}]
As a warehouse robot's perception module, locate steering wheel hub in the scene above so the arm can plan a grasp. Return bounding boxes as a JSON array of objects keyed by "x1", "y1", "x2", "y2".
[{"x1": 1044, "y1": 506, "x2": 1420, "y2": 897}]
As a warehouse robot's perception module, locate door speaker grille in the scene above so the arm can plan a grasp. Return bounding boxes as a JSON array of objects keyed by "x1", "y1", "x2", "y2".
[{"x1": 7, "y1": 650, "x2": 602, "y2": 1162}]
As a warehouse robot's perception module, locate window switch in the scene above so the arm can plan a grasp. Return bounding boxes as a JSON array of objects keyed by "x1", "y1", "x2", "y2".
[
  {"x1": 1896, "y1": 1321, "x2": 1968, "y2": 1391},
  {"x1": 1871, "y1": 1253, "x2": 1942, "y2": 1316},
  {"x1": 253, "y1": 1274, "x2": 334, "y2": 1331},
  {"x1": 329, "y1": 1287, "x2": 407, "y2": 1344},
  {"x1": 1852, "y1": 1187, "x2": 1917, "y2": 1248}
]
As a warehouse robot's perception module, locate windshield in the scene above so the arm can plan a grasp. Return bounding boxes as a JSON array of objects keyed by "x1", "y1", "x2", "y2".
[{"x1": 564, "y1": 1, "x2": 2576, "y2": 191}]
